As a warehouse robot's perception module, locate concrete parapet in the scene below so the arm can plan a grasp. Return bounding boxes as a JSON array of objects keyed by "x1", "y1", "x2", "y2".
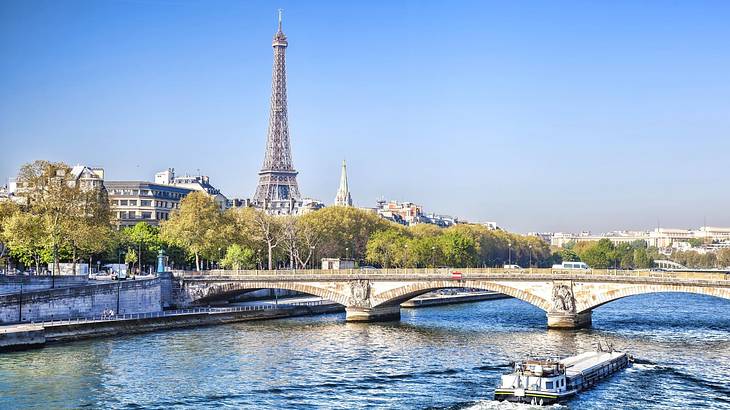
[
  {"x1": 0, "y1": 278, "x2": 162, "y2": 324},
  {"x1": 546, "y1": 310, "x2": 593, "y2": 329},
  {"x1": 0, "y1": 324, "x2": 46, "y2": 351},
  {"x1": 345, "y1": 305, "x2": 401, "y2": 322}
]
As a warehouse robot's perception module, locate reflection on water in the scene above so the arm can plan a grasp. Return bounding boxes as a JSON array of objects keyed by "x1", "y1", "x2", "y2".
[{"x1": 1, "y1": 293, "x2": 729, "y2": 409}]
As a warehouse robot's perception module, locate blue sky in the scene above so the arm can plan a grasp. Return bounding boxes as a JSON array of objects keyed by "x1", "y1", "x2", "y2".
[{"x1": 1, "y1": 0, "x2": 729, "y2": 233}]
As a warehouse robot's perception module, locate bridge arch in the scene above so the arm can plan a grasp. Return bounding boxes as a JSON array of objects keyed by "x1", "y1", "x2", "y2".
[
  {"x1": 181, "y1": 281, "x2": 350, "y2": 306},
  {"x1": 576, "y1": 284, "x2": 730, "y2": 314},
  {"x1": 371, "y1": 280, "x2": 552, "y2": 312}
]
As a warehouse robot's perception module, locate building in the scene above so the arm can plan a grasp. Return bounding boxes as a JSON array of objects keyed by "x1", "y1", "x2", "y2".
[
  {"x1": 252, "y1": 11, "x2": 303, "y2": 215},
  {"x1": 154, "y1": 168, "x2": 228, "y2": 209},
  {"x1": 550, "y1": 226, "x2": 730, "y2": 250},
  {"x1": 321, "y1": 258, "x2": 355, "y2": 270},
  {"x1": 106, "y1": 181, "x2": 192, "y2": 227},
  {"x1": 375, "y1": 200, "x2": 423, "y2": 226},
  {"x1": 8, "y1": 164, "x2": 106, "y2": 206},
  {"x1": 334, "y1": 160, "x2": 353, "y2": 206},
  {"x1": 301, "y1": 198, "x2": 325, "y2": 214}
]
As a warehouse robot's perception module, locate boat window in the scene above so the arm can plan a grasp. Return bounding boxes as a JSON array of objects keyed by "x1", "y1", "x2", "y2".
[{"x1": 546, "y1": 381, "x2": 554, "y2": 389}]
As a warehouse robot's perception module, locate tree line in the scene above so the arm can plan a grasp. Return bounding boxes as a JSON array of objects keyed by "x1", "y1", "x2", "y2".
[{"x1": 0, "y1": 160, "x2": 560, "y2": 272}]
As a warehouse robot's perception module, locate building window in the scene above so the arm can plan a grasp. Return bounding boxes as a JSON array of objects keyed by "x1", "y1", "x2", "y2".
[
  {"x1": 141, "y1": 212, "x2": 152, "y2": 219},
  {"x1": 120, "y1": 200, "x2": 128, "y2": 206},
  {"x1": 128, "y1": 211, "x2": 136, "y2": 219},
  {"x1": 141, "y1": 200, "x2": 152, "y2": 207},
  {"x1": 129, "y1": 200, "x2": 137, "y2": 206}
]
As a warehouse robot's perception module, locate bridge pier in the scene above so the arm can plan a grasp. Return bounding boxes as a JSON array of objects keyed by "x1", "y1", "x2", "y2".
[
  {"x1": 345, "y1": 306, "x2": 401, "y2": 322},
  {"x1": 546, "y1": 310, "x2": 592, "y2": 329}
]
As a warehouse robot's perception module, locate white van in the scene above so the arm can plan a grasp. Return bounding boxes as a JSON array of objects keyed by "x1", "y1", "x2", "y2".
[{"x1": 552, "y1": 261, "x2": 590, "y2": 270}]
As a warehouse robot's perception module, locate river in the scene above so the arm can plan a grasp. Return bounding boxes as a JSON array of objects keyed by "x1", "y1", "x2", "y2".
[{"x1": 1, "y1": 293, "x2": 729, "y2": 409}]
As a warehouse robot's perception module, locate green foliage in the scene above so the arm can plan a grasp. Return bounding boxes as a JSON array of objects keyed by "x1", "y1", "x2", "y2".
[
  {"x1": 365, "y1": 228, "x2": 410, "y2": 268},
  {"x1": 575, "y1": 239, "x2": 615, "y2": 268},
  {"x1": 160, "y1": 191, "x2": 224, "y2": 271},
  {"x1": 298, "y1": 206, "x2": 394, "y2": 262},
  {"x1": 688, "y1": 238, "x2": 704, "y2": 247},
  {"x1": 4, "y1": 212, "x2": 46, "y2": 272},
  {"x1": 559, "y1": 248, "x2": 580, "y2": 262},
  {"x1": 669, "y1": 250, "x2": 718, "y2": 269},
  {"x1": 221, "y1": 244, "x2": 256, "y2": 270}
]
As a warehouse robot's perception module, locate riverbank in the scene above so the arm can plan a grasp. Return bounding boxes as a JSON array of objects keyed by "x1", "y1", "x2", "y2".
[
  {"x1": 400, "y1": 291, "x2": 510, "y2": 308},
  {"x1": 0, "y1": 302, "x2": 343, "y2": 351}
]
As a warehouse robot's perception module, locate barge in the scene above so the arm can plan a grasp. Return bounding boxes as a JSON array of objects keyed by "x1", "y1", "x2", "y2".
[{"x1": 494, "y1": 347, "x2": 630, "y2": 405}]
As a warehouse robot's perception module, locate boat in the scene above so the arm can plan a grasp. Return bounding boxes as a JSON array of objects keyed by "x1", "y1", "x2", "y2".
[{"x1": 494, "y1": 345, "x2": 631, "y2": 405}]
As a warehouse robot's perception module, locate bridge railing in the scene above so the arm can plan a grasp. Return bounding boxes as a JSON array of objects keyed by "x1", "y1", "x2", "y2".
[{"x1": 173, "y1": 268, "x2": 729, "y2": 282}]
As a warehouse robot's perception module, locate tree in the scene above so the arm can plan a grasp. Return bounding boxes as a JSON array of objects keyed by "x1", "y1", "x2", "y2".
[
  {"x1": 124, "y1": 248, "x2": 138, "y2": 272},
  {"x1": 221, "y1": 244, "x2": 256, "y2": 270},
  {"x1": 633, "y1": 248, "x2": 652, "y2": 269},
  {"x1": 16, "y1": 161, "x2": 78, "y2": 274},
  {"x1": 717, "y1": 248, "x2": 730, "y2": 268},
  {"x1": 160, "y1": 191, "x2": 224, "y2": 271},
  {"x1": 252, "y1": 210, "x2": 282, "y2": 270},
  {"x1": 365, "y1": 228, "x2": 410, "y2": 268},
  {"x1": 0, "y1": 201, "x2": 20, "y2": 270},
  {"x1": 3, "y1": 212, "x2": 46, "y2": 273},
  {"x1": 439, "y1": 229, "x2": 478, "y2": 267},
  {"x1": 67, "y1": 188, "x2": 113, "y2": 273},
  {"x1": 298, "y1": 207, "x2": 393, "y2": 263},
  {"x1": 559, "y1": 248, "x2": 580, "y2": 262},
  {"x1": 121, "y1": 222, "x2": 161, "y2": 272},
  {"x1": 576, "y1": 239, "x2": 615, "y2": 268}
]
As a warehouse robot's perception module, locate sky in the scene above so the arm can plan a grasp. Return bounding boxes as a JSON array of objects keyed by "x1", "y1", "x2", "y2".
[{"x1": 1, "y1": 0, "x2": 729, "y2": 233}]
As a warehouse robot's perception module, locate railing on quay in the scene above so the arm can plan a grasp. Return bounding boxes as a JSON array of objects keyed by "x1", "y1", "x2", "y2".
[
  {"x1": 30, "y1": 299, "x2": 330, "y2": 328},
  {"x1": 174, "y1": 267, "x2": 730, "y2": 282}
]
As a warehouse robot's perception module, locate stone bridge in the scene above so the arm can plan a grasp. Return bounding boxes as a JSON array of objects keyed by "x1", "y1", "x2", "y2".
[{"x1": 172, "y1": 268, "x2": 730, "y2": 329}]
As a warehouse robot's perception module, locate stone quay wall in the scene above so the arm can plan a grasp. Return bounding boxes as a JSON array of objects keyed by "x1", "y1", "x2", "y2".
[
  {"x1": 0, "y1": 279, "x2": 162, "y2": 324},
  {"x1": 0, "y1": 275, "x2": 90, "y2": 295}
]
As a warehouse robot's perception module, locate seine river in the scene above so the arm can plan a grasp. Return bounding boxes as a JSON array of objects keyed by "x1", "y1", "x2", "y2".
[{"x1": 2, "y1": 293, "x2": 729, "y2": 409}]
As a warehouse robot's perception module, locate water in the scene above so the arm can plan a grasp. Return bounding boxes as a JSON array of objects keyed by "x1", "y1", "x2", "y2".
[{"x1": 1, "y1": 293, "x2": 730, "y2": 409}]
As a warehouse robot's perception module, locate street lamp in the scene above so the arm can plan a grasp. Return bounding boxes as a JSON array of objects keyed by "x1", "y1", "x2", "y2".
[
  {"x1": 431, "y1": 246, "x2": 436, "y2": 269},
  {"x1": 345, "y1": 247, "x2": 349, "y2": 260},
  {"x1": 310, "y1": 245, "x2": 316, "y2": 270},
  {"x1": 508, "y1": 242, "x2": 512, "y2": 266},
  {"x1": 529, "y1": 245, "x2": 533, "y2": 269}
]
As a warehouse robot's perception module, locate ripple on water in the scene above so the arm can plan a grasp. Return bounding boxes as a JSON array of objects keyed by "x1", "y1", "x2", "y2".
[{"x1": 0, "y1": 293, "x2": 728, "y2": 409}]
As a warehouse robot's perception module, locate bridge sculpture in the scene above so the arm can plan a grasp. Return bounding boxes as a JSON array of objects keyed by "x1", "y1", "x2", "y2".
[{"x1": 171, "y1": 268, "x2": 730, "y2": 329}]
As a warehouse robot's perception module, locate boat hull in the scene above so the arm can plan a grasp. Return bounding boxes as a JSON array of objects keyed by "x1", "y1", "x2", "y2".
[{"x1": 494, "y1": 389, "x2": 575, "y2": 405}]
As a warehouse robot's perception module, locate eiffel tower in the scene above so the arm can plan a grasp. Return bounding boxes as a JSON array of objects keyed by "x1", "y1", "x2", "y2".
[{"x1": 253, "y1": 10, "x2": 301, "y2": 211}]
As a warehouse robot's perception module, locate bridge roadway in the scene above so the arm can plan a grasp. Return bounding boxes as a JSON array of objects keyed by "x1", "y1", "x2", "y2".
[{"x1": 172, "y1": 268, "x2": 730, "y2": 329}]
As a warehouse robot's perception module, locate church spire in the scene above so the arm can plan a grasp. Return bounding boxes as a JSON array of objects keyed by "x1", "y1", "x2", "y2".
[{"x1": 334, "y1": 160, "x2": 353, "y2": 207}]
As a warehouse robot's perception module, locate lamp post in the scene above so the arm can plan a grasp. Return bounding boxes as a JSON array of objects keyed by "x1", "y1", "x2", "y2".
[
  {"x1": 310, "y1": 245, "x2": 316, "y2": 270},
  {"x1": 529, "y1": 245, "x2": 533, "y2": 269},
  {"x1": 508, "y1": 242, "x2": 512, "y2": 266},
  {"x1": 218, "y1": 247, "x2": 222, "y2": 270},
  {"x1": 345, "y1": 247, "x2": 349, "y2": 260},
  {"x1": 431, "y1": 246, "x2": 436, "y2": 270}
]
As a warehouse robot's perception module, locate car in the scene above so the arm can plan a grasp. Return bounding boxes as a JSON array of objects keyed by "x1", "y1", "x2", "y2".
[{"x1": 503, "y1": 264, "x2": 523, "y2": 269}]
